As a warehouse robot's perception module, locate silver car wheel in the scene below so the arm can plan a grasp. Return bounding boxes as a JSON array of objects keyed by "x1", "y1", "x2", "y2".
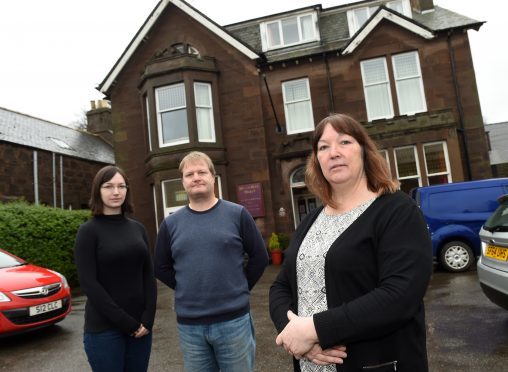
[{"x1": 440, "y1": 241, "x2": 474, "y2": 272}]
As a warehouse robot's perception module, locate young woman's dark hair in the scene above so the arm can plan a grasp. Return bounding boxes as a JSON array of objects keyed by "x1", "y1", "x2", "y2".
[
  {"x1": 89, "y1": 165, "x2": 134, "y2": 216},
  {"x1": 305, "y1": 113, "x2": 399, "y2": 208}
]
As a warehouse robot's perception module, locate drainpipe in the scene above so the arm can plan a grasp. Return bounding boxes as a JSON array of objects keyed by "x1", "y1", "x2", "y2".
[
  {"x1": 324, "y1": 53, "x2": 335, "y2": 113},
  {"x1": 33, "y1": 150, "x2": 39, "y2": 204},
  {"x1": 52, "y1": 152, "x2": 57, "y2": 207},
  {"x1": 262, "y1": 73, "x2": 283, "y2": 133},
  {"x1": 60, "y1": 155, "x2": 64, "y2": 209},
  {"x1": 447, "y1": 30, "x2": 472, "y2": 180}
]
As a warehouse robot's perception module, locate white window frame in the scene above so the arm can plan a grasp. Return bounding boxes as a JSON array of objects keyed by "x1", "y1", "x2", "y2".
[
  {"x1": 387, "y1": 0, "x2": 412, "y2": 17},
  {"x1": 360, "y1": 57, "x2": 394, "y2": 121},
  {"x1": 423, "y1": 141, "x2": 452, "y2": 184},
  {"x1": 145, "y1": 95, "x2": 152, "y2": 151},
  {"x1": 260, "y1": 12, "x2": 319, "y2": 52},
  {"x1": 282, "y1": 78, "x2": 315, "y2": 135},
  {"x1": 392, "y1": 51, "x2": 427, "y2": 116},
  {"x1": 161, "y1": 178, "x2": 187, "y2": 216},
  {"x1": 289, "y1": 166, "x2": 322, "y2": 229},
  {"x1": 347, "y1": 0, "x2": 411, "y2": 37},
  {"x1": 379, "y1": 149, "x2": 391, "y2": 172},
  {"x1": 155, "y1": 83, "x2": 189, "y2": 147},
  {"x1": 193, "y1": 82, "x2": 216, "y2": 143},
  {"x1": 347, "y1": 6, "x2": 378, "y2": 36},
  {"x1": 394, "y1": 145, "x2": 421, "y2": 187}
]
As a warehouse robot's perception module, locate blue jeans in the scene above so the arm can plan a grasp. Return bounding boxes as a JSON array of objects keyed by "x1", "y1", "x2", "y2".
[
  {"x1": 84, "y1": 330, "x2": 152, "y2": 372},
  {"x1": 177, "y1": 312, "x2": 256, "y2": 372}
]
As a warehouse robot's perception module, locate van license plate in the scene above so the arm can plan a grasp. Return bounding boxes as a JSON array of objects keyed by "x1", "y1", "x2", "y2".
[
  {"x1": 485, "y1": 245, "x2": 508, "y2": 261},
  {"x1": 29, "y1": 300, "x2": 62, "y2": 316}
]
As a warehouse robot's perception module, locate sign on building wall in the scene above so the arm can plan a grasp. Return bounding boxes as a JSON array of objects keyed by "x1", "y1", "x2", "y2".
[{"x1": 236, "y1": 182, "x2": 265, "y2": 217}]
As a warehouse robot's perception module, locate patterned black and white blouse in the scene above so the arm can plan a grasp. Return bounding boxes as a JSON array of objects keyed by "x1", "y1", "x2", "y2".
[{"x1": 297, "y1": 199, "x2": 375, "y2": 372}]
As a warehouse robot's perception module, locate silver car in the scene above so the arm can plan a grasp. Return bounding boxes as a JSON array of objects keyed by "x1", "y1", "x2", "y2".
[{"x1": 478, "y1": 194, "x2": 508, "y2": 310}]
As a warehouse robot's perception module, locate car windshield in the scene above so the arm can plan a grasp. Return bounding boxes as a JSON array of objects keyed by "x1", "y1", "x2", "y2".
[
  {"x1": 0, "y1": 251, "x2": 25, "y2": 269},
  {"x1": 484, "y1": 198, "x2": 508, "y2": 232}
]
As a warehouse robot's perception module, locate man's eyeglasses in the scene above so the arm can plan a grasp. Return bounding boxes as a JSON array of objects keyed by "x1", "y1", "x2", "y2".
[{"x1": 101, "y1": 184, "x2": 128, "y2": 192}]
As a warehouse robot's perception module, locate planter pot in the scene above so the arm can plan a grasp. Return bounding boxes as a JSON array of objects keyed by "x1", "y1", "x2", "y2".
[{"x1": 271, "y1": 250, "x2": 283, "y2": 265}]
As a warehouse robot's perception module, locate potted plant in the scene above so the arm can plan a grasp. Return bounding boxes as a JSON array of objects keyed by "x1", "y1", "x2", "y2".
[{"x1": 268, "y1": 232, "x2": 283, "y2": 265}]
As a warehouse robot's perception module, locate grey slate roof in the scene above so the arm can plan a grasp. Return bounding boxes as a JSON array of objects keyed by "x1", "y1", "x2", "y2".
[
  {"x1": 99, "y1": 1, "x2": 484, "y2": 94},
  {"x1": 0, "y1": 107, "x2": 114, "y2": 164},
  {"x1": 485, "y1": 122, "x2": 508, "y2": 165},
  {"x1": 413, "y1": 6, "x2": 483, "y2": 32},
  {"x1": 225, "y1": 2, "x2": 484, "y2": 63}
]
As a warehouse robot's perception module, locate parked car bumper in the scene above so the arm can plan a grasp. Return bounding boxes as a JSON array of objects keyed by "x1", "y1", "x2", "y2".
[
  {"x1": 477, "y1": 257, "x2": 508, "y2": 310},
  {"x1": 0, "y1": 295, "x2": 72, "y2": 337}
]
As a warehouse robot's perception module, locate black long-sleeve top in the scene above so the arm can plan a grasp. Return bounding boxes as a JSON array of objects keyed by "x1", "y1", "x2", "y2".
[
  {"x1": 74, "y1": 214, "x2": 157, "y2": 335},
  {"x1": 269, "y1": 191, "x2": 433, "y2": 371}
]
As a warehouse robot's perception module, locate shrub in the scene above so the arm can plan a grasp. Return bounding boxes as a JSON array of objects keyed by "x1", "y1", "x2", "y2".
[
  {"x1": 268, "y1": 232, "x2": 281, "y2": 251},
  {"x1": 0, "y1": 201, "x2": 90, "y2": 287},
  {"x1": 277, "y1": 233, "x2": 290, "y2": 250}
]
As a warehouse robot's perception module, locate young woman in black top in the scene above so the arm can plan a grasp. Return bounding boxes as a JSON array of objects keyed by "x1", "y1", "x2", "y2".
[{"x1": 74, "y1": 165, "x2": 157, "y2": 372}]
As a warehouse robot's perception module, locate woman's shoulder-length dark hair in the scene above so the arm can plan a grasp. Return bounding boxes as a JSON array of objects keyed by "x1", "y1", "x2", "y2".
[
  {"x1": 305, "y1": 113, "x2": 399, "y2": 208},
  {"x1": 89, "y1": 165, "x2": 134, "y2": 216}
]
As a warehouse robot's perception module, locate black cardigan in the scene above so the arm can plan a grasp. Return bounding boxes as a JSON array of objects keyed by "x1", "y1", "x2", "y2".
[{"x1": 269, "y1": 191, "x2": 432, "y2": 371}]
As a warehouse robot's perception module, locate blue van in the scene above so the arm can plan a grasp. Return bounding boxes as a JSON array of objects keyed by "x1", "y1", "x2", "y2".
[{"x1": 411, "y1": 178, "x2": 508, "y2": 272}]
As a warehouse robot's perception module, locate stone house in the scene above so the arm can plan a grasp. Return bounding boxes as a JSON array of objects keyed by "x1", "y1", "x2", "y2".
[
  {"x1": 96, "y1": 0, "x2": 490, "y2": 243},
  {"x1": 0, "y1": 106, "x2": 114, "y2": 209}
]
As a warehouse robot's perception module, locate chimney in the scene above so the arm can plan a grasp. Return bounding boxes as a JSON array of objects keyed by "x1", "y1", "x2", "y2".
[
  {"x1": 410, "y1": 0, "x2": 434, "y2": 13},
  {"x1": 86, "y1": 100, "x2": 113, "y2": 146}
]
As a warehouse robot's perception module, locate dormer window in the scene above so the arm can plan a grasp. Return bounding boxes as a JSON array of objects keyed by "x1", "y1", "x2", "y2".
[
  {"x1": 386, "y1": 0, "x2": 411, "y2": 16},
  {"x1": 347, "y1": 6, "x2": 379, "y2": 36},
  {"x1": 260, "y1": 12, "x2": 319, "y2": 52},
  {"x1": 347, "y1": 0, "x2": 412, "y2": 36}
]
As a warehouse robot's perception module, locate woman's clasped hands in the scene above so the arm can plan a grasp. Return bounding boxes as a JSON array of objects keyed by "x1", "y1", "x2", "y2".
[
  {"x1": 132, "y1": 324, "x2": 150, "y2": 338},
  {"x1": 275, "y1": 310, "x2": 347, "y2": 365}
]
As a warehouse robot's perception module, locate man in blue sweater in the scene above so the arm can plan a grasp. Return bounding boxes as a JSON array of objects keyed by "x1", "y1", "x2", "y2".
[{"x1": 154, "y1": 151, "x2": 269, "y2": 372}]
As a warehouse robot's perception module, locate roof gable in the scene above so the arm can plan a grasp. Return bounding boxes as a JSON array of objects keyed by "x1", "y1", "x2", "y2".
[
  {"x1": 98, "y1": 0, "x2": 259, "y2": 95},
  {"x1": 342, "y1": 6, "x2": 434, "y2": 55}
]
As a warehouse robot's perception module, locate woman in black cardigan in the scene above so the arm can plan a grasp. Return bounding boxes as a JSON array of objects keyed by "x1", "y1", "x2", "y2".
[{"x1": 269, "y1": 114, "x2": 432, "y2": 372}]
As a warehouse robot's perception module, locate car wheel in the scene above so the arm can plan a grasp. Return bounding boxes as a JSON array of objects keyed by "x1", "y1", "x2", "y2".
[{"x1": 439, "y1": 241, "x2": 474, "y2": 272}]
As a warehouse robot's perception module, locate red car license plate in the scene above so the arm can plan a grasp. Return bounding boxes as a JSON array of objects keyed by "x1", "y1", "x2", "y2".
[{"x1": 29, "y1": 299, "x2": 63, "y2": 316}]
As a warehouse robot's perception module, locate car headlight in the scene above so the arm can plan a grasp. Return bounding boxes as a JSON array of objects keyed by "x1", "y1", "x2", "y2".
[
  {"x1": 481, "y1": 241, "x2": 487, "y2": 255},
  {"x1": 0, "y1": 291, "x2": 11, "y2": 302},
  {"x1": 49, "y1": 270, "x2": 69, "y2": 289}
]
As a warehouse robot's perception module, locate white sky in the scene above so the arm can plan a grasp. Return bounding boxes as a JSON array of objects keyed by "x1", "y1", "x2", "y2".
[{"x1": 0, "y1": 0, "x2": 505, "y2": 126}]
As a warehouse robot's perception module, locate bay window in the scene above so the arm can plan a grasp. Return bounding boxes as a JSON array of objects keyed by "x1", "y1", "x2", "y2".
[
  {"x1": 156, "y1": 83, "x2": 189, "y2": 146},
  {"x1": 194, "y1": 82, "x2": 215, "y2": 142},
  {"x1": 154, "y1": 81, "x2": 216, "y2": 148}
]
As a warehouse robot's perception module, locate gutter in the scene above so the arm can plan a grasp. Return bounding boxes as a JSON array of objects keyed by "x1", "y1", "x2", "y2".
[{"x1": 447, "y1": 29, "x2": 472, "y2": 180}]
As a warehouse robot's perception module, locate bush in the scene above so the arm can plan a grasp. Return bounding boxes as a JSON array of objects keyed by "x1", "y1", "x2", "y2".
[
  {"x1": 268, "y1": 232, "x2": 280, "y2": 251},
  {"x1": 277, "y1": 233, "x2": 290, "y2": 251},
  {"x1": 0, "y1": 201, "x2": 90, "y2": 287}
]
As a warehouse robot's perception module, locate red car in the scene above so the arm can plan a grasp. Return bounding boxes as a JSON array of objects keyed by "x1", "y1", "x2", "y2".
[{"x1": 0, "y1": 248, "x2": 72, "y2": 337}]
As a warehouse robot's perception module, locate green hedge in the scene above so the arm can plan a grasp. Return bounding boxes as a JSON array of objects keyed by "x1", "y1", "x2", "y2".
[{"x1": 0, "y1": 201, "x2": 90, "y2": 287}]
